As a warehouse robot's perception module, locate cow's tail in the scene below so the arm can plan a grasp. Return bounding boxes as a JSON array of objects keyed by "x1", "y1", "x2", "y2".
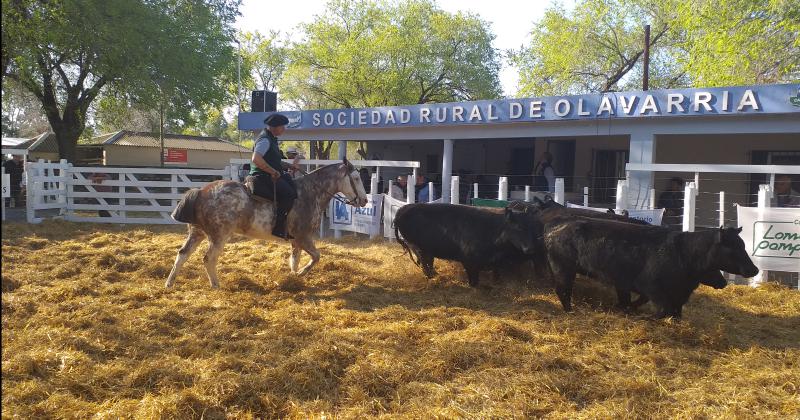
[
  {"x1": 171, "y1": 188, "x2": 201, "y2": 224},
  {"x1": 394, "y1": 225, "x2": 422, "y2": 267}
]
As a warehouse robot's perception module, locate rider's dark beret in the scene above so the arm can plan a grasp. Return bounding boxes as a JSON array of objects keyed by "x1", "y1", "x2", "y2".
[{"x1": 264, "y1": 113, "x2": 289, "y2": 127}]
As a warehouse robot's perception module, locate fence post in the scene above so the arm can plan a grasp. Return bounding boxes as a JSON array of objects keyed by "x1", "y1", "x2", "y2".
[
  {"x1": 370, "y1": 172, "x2": 378, "y2": 195},
  {"x1": 718, "y1": 191, "x2": 725, "y2": 228},
  {"x1": 1, "y1": 166, "x2": 5, "y2": 221},
  {"x1": 119, "y1": 172, "x2": 127, "y2": 220},
  {"x1": 57, "y1": 159, "x2": 68, "y2": 215},
  {"x1": 498, "y1": 177, "x2": 508, "y2": 201},
  {"x1": 555, "y1": 178, "x2": 565, "y2": 205},
  {"x1": 473, "y1": 183, "x2": 478, "y2": 200},
  {"x1": 749, "y1": 184, "x2": 774, "y2": 287},
  {"x1": 428, "y1": 182, "x2": 434, "y2": 203},
  {"x1": 649, "y1": 188, "x2": 656, "y2": 210},
  {"x1": 615, "y1": 179, "x2": 628, "y2": 211},
  {"x1": 583, "y1": 186, "x2": 589, "y2": 207},
  {"x1": 450, "y1": 176, "x2": 459, "y2": 204},
  {"x1": 407, "y1": 169, "x2": 416, "y2": 204},
  {"x1": 525, "y1": 185, "x2": 531, "y2": 202},
  {"x1": 682, "y1": 182, "x2": 697, "y2": 232}
]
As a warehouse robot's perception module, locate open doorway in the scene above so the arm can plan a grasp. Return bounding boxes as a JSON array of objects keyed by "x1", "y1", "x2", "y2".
[{"x1": 547, "y1": 140, "x2": 575, "y2": 191}]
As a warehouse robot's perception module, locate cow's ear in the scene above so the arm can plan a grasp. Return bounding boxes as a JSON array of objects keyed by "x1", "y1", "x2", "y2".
[
  {"x1": 735, "y1": 227, "x2": 743, "y2": 234},
  {"x1": 504, "y1": 207, "x2": 513, "y2": 220}
]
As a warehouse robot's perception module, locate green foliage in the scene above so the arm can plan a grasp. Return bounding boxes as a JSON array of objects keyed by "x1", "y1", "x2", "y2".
[
  {"x1": 282, "y1": 0, "x2": 501, "y2": 109},
  {"x1": 512, "y1": 0, "x2": 799, "y2": 96},
  {"x1": 675, "y1": 0, "x2": 800, "y2": 86},
  {"x1": 2, "y1": 0, "x2": 240, "y2": 161}
]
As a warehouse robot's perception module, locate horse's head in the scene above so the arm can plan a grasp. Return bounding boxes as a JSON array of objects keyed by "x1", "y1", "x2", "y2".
[{"x1": 338, "y1": 158, "x2": 368, "y2": 207}]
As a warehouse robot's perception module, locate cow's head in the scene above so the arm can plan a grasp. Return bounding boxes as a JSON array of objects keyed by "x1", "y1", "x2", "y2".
[
  {"x1": 500, "y1": 208, "x2": 542, "y2": 255},
  {"x1": 700, "y1": 269, "x2": 728, "y2": 289},
  {"x1": 709, "y1": 227, "x2": 759, "y2": 278}
]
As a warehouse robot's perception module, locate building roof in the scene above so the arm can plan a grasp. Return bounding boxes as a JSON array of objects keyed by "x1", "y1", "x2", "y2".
[{"x1": 83, "y1": 131, "x2": 250, "y2": 153}]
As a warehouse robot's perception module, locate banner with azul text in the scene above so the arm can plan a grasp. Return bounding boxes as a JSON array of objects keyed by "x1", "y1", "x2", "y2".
[
  {"x1": 239, "y1": 84, "x2": 800, "y2": 130},
  {"x1": 329, "y1": 193, "x2": 383, "y2": 236},
  {"x1": 566, "y1": 202, "x2": 664, "y2": 226},
  {"x1": 737, "y1": 206, "x2": 800, "y2": 272}
]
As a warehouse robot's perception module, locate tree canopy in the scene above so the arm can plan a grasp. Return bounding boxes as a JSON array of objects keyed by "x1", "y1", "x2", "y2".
[
  {"x1": 511, "y1": 0, "x2": 799, "y2": 96},
  {"x1": 2, "y1": 0, "x2": 240, "y2": 160}
]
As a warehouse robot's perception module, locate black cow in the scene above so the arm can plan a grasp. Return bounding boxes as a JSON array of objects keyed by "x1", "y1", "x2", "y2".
[
  {"x1": 394, "y1": 203, "x2": 542, "y2": 287},
  {"x1": 543, "y1": 217, "x2": 759, "y2": 318}
]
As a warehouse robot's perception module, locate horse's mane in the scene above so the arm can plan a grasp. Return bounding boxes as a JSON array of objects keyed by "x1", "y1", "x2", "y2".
[{"x1": 301, "y1": 161, "x2": 354, "y2": 179}]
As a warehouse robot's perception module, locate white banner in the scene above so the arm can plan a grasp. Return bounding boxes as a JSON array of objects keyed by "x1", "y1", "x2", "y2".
[
  {"x1": 566, "y1": 202, "x2": 664, "y2": 226},
  {"x1": 329, "y1": 193, "x2": 383, "y2": 236},
  {"x1": 382, "y1": 195, "x2": 443, "y2": 238},
  {"x1": 1, "y1": 174, "x2": 9, "y2": 198},
  {"x1": 737, "y1": 206, "x2": 800, "y2": 272}
]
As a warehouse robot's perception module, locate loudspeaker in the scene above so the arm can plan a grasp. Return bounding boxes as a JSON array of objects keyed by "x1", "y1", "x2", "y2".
[{"x1": 251, "y1": 90, "x2": 277, "y2": 112}]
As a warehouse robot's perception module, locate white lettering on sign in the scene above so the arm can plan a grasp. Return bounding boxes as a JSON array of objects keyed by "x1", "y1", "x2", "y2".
[
  {"x1": 420, "y1": 107, "x2": 431, "y2": 123},
  {"x1": 667, "y1": 93, "x2": 685, "y2": 113},
  {"x1": 597, "y1": 96, "x2": 614, "y2": 115},
  {"x1": 509, "y1": 102, "x2": 523, "y2": 119},
  {"x1": 469, "y1": 105, "x2": 483, "y2": 121},
  {"x1": 338, "y1": 112, "x2": 347, "y2": 126},
  {"x1": 452, "y1": 106, "x2": 464, "y2": 122},
  {"x1": 640, "y1": 94, "x2": 659, "y2": 114},
  {"x1": 619, "y1": 96, "x2": 637, "y2": 115},
  {"x1": 358, "y1": 110, "x2": 367, "y2": 125},
  {"x1": 385, "y1": 109, "x2": 396, "y2": 124},
  {"x1": 737, "y1": 89, "x2": 760, "y2": 111},
  {"x1": 435, "y1": 107, "x2": 447, "y2": 123},
  {"x1": 694, "y1": 92, "x2": 713, "y2": 111},
  {"x1": 529, "y1": 101, "x2": 543, "y2": 118},
  {"x1": 488, "y1": 104, "x2": 499, "y2": 120},
  {"x1": 371, "y1": 110, "x2": 381, "y2": 124},
  {"x1": 312, "y1": 113, "x2": 321, "y2": 126},
  {"x1": 577, "y1": 99, "x2": 591, "y2": 116},
  {"x1": 324, "y1": 112, "x2": 334, "y2": 125},
  {"x1": 400, "y1": 109, "x2": 411, "y2": 123},
  {"x1": 554, "y1": 99, "x2": 571, "y2": 117}
]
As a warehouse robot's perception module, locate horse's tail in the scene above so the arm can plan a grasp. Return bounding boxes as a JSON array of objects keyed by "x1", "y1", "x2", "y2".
[
  {"x1": 171, "y1": 188, "x2": 201, "y2": 224},
  {"x1": 394, "y1": 224, "x2": 422, "y2": 268}
]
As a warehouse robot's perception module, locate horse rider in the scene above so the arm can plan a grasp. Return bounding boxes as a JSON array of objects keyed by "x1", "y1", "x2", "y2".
[{"x1": 249, "y1": 113, "x2": 299, "y2": 240}]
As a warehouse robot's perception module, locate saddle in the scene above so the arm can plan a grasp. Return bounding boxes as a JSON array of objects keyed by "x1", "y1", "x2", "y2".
[{"x1": 244, "y1": 176, "x2": 271, "y2": 204}]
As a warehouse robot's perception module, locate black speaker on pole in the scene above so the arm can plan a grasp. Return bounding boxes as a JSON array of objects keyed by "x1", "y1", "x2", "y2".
[{"x1": 251, "y1": 90, "x2": 277, "y2": 112}]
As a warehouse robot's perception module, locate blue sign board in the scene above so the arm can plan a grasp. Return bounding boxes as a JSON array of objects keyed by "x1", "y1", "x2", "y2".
[{"x1": 238, "y1": 84, "x2": 800, "y2": 131}]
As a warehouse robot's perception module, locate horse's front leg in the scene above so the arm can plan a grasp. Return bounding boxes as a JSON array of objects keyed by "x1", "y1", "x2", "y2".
[
  {"x1": 296, "y1": 238, "x2": 321, "y2": 276},
  {"x1": 289, "y1": 241, "x2": 302, "y2": 274},
  {"x1": 203, "y1": 234, "x2": 230, "y2": 288},
  {"x1": 165, "y1": 226, "x2": 206, "y2": 288}
]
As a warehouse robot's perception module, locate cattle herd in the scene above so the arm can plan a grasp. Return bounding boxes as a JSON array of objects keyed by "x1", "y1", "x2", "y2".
[{"x1": 394, "y1": 199, "x2": 760, "y2": 319}]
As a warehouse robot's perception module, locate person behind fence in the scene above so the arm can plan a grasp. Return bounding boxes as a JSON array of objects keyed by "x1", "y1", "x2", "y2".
[
  {"x1": 3, "y1": 154, "x2": 24, "y2": 208},
  {"x1": 415, "y1": 174, "x2": 438, "y2": 202},
  {"x1": 285, "y1": 146, "x2": 304, "y2": 180},
  {"x1": 658, "y1": 177, "x2": 685, "y2": 224},
  {"x1": 772, "y1": 174, "x2": 800, "y2": 208},
  {"x1": 390, "y1": 175, "x2": 407, "y2": 200},
  {"x1": 359, "y1": 168, "x2": 371, "y2": 193},
  {"x1": 533, "y1": 152, "x2": 555, "y2": 192},
  {"x1": 249, "y1": 113, "x2": 299, "y2": 240}
]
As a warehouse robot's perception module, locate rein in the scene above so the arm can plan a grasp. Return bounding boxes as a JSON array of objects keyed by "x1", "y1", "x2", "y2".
[{"x1": 324, "y1": 166, "x2": 362, "y2": 206}]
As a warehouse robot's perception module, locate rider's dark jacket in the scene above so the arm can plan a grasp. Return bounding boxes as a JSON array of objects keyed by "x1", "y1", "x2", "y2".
[{"x1": 250, "y1": 130, "x2": 285, "y2": 176}]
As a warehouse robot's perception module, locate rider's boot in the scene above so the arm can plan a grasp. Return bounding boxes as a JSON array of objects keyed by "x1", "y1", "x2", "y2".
[{"x1": 272, "y1": 210, "x2": 294, "y2": 240}]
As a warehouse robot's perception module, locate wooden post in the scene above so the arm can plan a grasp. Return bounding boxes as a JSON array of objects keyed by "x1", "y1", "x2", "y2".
[{"x1": 451, "y1": 176, "x2": 460, "y2": 204}]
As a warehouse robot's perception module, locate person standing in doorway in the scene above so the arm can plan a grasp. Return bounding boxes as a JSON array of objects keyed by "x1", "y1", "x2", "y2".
[
  {"x1": 658, "y1": 177, "x2": 685, "y2": 226},
  {"x1": 3, "y1": 155, "x2": 24, "y2": 208},
  {"x1": 533, "y1": 151, "x2": 555, "y2": 193}
]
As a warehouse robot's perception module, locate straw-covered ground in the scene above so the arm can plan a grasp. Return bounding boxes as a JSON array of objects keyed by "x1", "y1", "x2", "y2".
[{"x1": 2, "y1": 221, "x2": 799, "y2": 419}]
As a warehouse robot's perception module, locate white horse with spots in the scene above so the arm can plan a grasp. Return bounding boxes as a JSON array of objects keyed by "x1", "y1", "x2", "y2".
[{"x1": 166, "y1": 160, "x2": 368, "y2": 288}]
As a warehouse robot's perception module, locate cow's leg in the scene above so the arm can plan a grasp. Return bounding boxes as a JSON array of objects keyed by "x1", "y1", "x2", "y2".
[
  {"x1": 203, "y1": 234, "x2": 229, "y2": 288},
  {"x1": 630, "y1": 293, "x2": 649, "y2": 309},
  {"x1": 296, "y1": 238, "x2": 321, "y2": 276},
  {"x1": 419, "y1": 253, "x2": 436, "y2": 278},
  {"x1": 165, "y1": 226, "x2": 206, "y2": 288},
  {"x1": 289, "y1": 241, "x2": 302, "y2": 274},
  {"x1": 550, "y1": 262, "x2": 576, "y2": 312},
  {"x1": 463, "y1": 262, "x2": 481, "y2": 287},
  {"x1": 615, "y1": 288, "x2": 635, "y2": 312}
]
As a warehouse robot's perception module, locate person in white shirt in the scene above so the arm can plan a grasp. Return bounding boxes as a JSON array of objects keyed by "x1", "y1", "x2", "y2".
[{"x1": 533, "y1": 151, "x2": 556, "y2": 193}]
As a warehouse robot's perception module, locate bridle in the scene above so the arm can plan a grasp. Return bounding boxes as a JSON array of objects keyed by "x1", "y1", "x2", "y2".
[{"x1": 326, "y1": 165, "x2": 364, "y2": 206}]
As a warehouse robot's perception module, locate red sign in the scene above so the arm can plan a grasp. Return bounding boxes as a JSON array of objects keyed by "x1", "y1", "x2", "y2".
[{"x1": 163, "y1": 148, "x2": 188, "y2": 164}]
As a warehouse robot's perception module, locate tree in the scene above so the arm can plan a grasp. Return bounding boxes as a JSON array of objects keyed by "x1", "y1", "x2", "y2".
[
  {"x1": 281, "y1": 0, "x2": 502, "y2": 158},
  {"x1": 1, "y1": 78, "x2": 50, "y2": 137},
  {"x1": 675, "y1": 0, "x2": 799, "y2": 86},
  {"x1": 511, "y1": 0, "x2": 799, "y2": 97},
  {"x1": 511, "y1": 0, "x2": 680, "y2": 96},
  {"x1": 2, "y1": 0, "x2": 240, "y2": 161}
]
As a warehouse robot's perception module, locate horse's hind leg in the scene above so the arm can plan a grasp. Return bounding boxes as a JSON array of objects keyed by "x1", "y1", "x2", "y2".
[
  {"x1": 165, "y1": 226, "x2": 206, "y2": 288},
  {"x1": 203, "y1": 234, "x2": 229, "y2": 288},
  {"x1": 296, "y1": 238, "x2": 321, "y2": 276},
  {"x1": 289, "y1": 241, "x2": 302, "y2": 274}
]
